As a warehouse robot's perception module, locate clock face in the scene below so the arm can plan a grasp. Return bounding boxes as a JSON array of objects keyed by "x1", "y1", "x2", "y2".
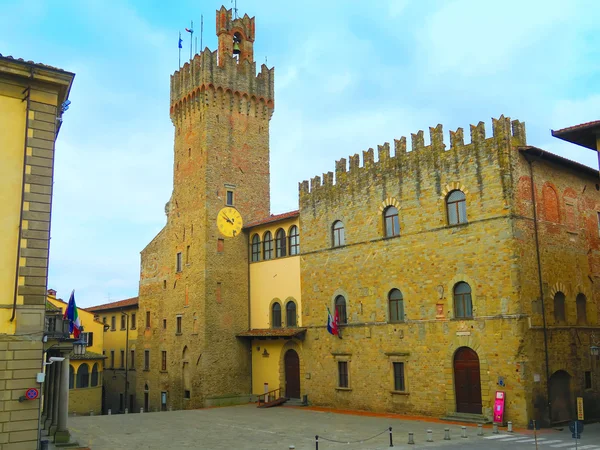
[{"x1": 217, "y1": 207, "x2": 243, "y2": 238}]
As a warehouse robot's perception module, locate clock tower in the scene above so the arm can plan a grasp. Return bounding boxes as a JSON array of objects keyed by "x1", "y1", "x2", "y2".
[{"x1": 137, "y1": 6, "x2": 274, "y2": 410}]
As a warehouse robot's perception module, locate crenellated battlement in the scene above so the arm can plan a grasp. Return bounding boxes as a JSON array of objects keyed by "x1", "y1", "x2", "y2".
[
  {"x1": 169, "y1": 48, "x2": 274, "y2": 124},
  {"x1": 299, "y1": 116, "x2": 526, "y2": 195}
]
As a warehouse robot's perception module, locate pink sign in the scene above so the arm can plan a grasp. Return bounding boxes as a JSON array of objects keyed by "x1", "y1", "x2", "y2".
[{"x1": 493, "y1": 391, "x2": 505, "y2": 424}]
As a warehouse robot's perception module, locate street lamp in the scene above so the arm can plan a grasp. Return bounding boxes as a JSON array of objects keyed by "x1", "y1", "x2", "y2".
[
  {"x1": 73, "y1": 339, "x2": 87, "y2": 356},
  {"x1": 590, "y1": 332, "x2": 600, "y2": 357}
]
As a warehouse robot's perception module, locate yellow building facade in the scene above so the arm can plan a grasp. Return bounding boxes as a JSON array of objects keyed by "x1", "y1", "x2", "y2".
[
  {"x1": 239, "y1": 212, "x2": 305, "y2": 400},
  {"x1": 87, "y1": 297, "x2": 138, "y2": 414},
  {"x1": 48, "y1": 293, "x2": 104, "y2": 416},
  {"x1": 0, "y1": 55, "x2": 74, "y2": 448}
]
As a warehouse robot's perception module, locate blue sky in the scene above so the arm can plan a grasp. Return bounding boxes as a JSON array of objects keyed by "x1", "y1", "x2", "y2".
[{"x1": 1, "y1": 0, "x2": 599, "y2": 307}]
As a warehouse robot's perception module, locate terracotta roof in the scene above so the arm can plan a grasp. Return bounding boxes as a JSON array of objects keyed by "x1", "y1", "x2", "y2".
[
  {"x1": 519, "y1": 146, "x2": 598, "y2": 178},
  {"x1": 86, "y1": 297, "x2": 139, "y2": 312},
  {"x1": 244, "y1": 210, "x2": 299, "y2": 229},
  {"x1": 0, "y1": 53, "x2": 72, "y2": 74},
  {"x1": 236, "y1": 328, "x2": 306, "y2": 339},
  {"x1": 551, "y1": 120, "x2": 600, "y2": 151}
]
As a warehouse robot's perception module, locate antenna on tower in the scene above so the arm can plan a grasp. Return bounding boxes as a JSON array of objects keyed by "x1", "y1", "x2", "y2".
[
  {"x1": 232, "y1": 0, "x2": 238, "y2": 19},
  {"x1": 200, "y1": 15, "x2": 203, "y2": 50}
]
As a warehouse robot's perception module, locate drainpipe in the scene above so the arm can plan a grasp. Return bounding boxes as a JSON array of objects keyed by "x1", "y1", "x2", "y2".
[
  {"x1": 11, "y1": 82, "x2": 32, "y2": 322},
  {"x1": 526, "y1": 155, "x2": 552, "y2": 424}
]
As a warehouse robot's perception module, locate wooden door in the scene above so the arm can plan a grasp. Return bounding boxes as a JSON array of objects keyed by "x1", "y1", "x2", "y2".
[
  {"x1": 454, "y1": 347, "x2": 482, "y2": 414},
  {"x1": 550, "y1": 371, "x2": 572, "y2": 423},
  {"x1": 284, "y1": 350, "x2": 301, "y2": 399}
]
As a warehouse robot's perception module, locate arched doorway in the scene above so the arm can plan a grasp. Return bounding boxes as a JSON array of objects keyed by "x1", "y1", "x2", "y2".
[
  {"x1": 284, "y1": 349, "x2": 300, "y2": 399},
  {"x1": 454, "y1": 347, "x2": 482, "y2": 414},
  {"x1": 550, "y1": 370, "x2": 572, "y2": 423}
]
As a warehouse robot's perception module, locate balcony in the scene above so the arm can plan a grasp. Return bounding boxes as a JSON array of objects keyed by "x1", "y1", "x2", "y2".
[{"x1": 44, "y1": 314, "x2": 70, "y2": 340}]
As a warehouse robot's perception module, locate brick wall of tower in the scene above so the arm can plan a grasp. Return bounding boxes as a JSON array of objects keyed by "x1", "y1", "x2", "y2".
[{"x1": 136, "y1": 11, "x2": 274, "y2": 410}]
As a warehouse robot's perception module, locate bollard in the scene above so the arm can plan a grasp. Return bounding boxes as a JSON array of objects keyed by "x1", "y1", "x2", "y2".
[
  {"x1": 315, "y1": 435, "x2": 319, "y2": 450},
  {"x1": 407, "y1": 432, "x2": 414, "y2": 445},
  {"x1": 389, "y1": 426, "x2": 393, "y2": 447},
  {"x1": 289, "y1": 446, "x2": 295, "y2": 450},
  {"x1": 108, "y1": 409, "x2": 111, "y2": 415},
  {"x1": 493, "y1": 423, "x2": 499, "y2": 434},
  {"x1": 426, "y1": 429, "x2": 433, "y2": 442},
  {"x1": 125, "y1": 408, "x2": 128, "y2": 414},
  {"x1": 444, "y1": 428, "x2": 451, "y2": 440},
  {"x1": 140, "y1": 407, "x2": 144, "y2": 414},
  {"x1": 477, "y1": 424, "x2": 483, "y2": 436},
  {"x1": 507, "y1": 421, "x2": 513, "y2": 433},
  {"x1": 89, "y1": 410, "x2": 94, "y2": 416},
  {"x1": 461, "y1": 426, "x2": 467, "y2": 438}
]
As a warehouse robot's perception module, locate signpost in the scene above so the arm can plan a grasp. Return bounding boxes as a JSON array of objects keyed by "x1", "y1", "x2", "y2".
[{"x1": 569, "y1": 397, "x2": 584, "y2": 449}]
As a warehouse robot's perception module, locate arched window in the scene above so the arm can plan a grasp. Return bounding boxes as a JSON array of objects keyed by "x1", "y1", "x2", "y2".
[
  {"x1": 384, "y1": 206, "x2": 400, "y2": 237},
  {"x1": 332, "y1": 221, "x2": 345, "y2": 247},
  {"x1": 289, "y1": 226, "x2": 300, "y2": 255},
  {"x1": 388, "y1": 289, "x2": 404, "y2": 322},
  {"x1": 272, "y1": 303, "x2": 282, "y2": 328},
  {"x1": 576, "y1": 294, "x2": 587, "y2": 325},
  {"x1": 286, "y1": 301, "x2": 297, "y2": 327},
  {"x1": 276, "y1": 229, "x2": 287, "y2": 258},
  {"x1": 554, "y1": 292, "x2": 566, "y2": 323},
  {"x1": 447, "y1": 190, "x2": 467, "y2": 225},
  {"x1": 69, "y1": 364, "x2": 74, "y2": 389},
  {"x1": 263, "y1": 231, "x2": 273, "y2": 260},
  {"x1": 91, "y1": 363, "x2": 99, "y2": 387},
  {"x1": 76, "y1": 363, "x2": 89, "y2": 388},
  {"x1": 453, "y1": 282, "x2": 473, "y2": 319},
  {"x1": 251, "y1": 234, "x2": 261, "y2": 262},
  {"x1": 335, "y1": 295, "x2": 347, "y2": 324}
]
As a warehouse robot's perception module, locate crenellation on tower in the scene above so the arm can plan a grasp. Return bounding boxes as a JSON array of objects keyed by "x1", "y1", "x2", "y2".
[
  {"x1": 311, "y1": 175, "x2": 321, "y2": 191},
  {"x1": 299, "y1": 116, "x2": 527, "y2": 196},
  {"x1": 322, "y1": 171, "x2": 334, "y2": 186}
]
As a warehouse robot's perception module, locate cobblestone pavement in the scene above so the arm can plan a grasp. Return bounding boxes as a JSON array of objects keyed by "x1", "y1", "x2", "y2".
[{"x1": 65, "y1": 404, "x2": 600, "y2": 450}]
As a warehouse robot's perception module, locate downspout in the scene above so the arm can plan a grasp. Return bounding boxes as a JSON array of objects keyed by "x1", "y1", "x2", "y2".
[
  {"x1": 526, "y1": 155, "x2": 552, "y2": 424},
  {"x1": 247, "y1": 233, "x2": 252, "y2": 395},
  {"x1": 11, "y1": 80, "x2": 32, "y2": 322}
]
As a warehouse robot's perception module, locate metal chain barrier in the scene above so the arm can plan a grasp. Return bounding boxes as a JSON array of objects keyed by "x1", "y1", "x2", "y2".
[{"x1": 315, "y1": 427, "x2": 393, "y2": 448}]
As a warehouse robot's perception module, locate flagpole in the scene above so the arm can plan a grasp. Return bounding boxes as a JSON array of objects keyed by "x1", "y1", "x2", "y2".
[
  {"x1": 200, "y1": 15, "x2": 203, "y2": 50},
  {"x1": 189, "y1": 20, "x2": 193, "y2": 61},
  {"x1": 178, "y1": 31, "x2": 181, "y2": 68}
]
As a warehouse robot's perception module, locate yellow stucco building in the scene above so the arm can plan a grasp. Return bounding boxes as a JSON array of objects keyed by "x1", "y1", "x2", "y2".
[
  {"x1": 47, "y1": 292, "x2": 105, "y2": 416},
  {"x1": 87, "y1": 297, "x2": 139, "y2": 414},
  {"x1": 0, "y1": 54, "x2": 74, "y2": 448}
]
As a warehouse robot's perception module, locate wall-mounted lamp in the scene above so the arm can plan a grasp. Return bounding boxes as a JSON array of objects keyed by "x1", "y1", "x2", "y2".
[{"x1": 590, "y1": 332, "x2": 600, "y2": 357}]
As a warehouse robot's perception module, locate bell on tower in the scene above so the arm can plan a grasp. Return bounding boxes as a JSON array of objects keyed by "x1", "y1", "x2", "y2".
[{"x1": 216, "y1": 5, "x2": 255, "y2": 65}]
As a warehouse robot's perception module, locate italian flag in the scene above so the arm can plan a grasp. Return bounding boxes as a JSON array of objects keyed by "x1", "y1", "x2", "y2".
[{"x1": 63, "y1": 290, "x2": 81, "y2": 338}]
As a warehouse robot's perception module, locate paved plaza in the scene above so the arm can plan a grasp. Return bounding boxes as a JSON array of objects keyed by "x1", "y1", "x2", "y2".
[{"x1": 64, "y1": 404, "x2": 600, "y2": 450}]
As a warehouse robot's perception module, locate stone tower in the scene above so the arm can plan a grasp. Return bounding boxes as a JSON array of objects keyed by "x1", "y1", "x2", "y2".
[{"x1": 136, "y1": 6, "x2": 274, "y2": 410}]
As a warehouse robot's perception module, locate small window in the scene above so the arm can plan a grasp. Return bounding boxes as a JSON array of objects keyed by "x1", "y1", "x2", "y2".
[
  {"x1": 146, "y1": 311, "x2": 151, "y2": 328},
  {"x1": 585, "y1": 371, "x2": 592, "y2": 389},
  {"x1": 120, "y1": 350, "x2": 125, "y2": 368},
  {"x1": 388, "y1": 289, "x2": 404, "y2": 322},
  {"x1": 335, "y1": 295, "x2": 347, "y2": 325},
  {"x1": 272, "y1": 303, "x2": 282, "y2": 328},
  {"x1": 226, "y1": 190, "x2": 234, "y2": 206},
  {"x1": 121, "y1": 315, "x2": 126, "y2": 330},
  {"x1": 263, "y1": 231, "x2": 273, "y2": 260},
  {"x1": 102, "y1": 317, "x2": 106, "y2": 324},
  {"x1": 393, "y1": 362, "x2": 405, "y2": 391},
  {"x1": 384, "y1": 206, "x2": 400, "y2": 237},
  {"x1": 576, "y1": 294, "x2": 587, "y2": 325},
  {"x1": 332, "y1": 221, "x2": 345, "y2": 247},
  {"x1": 251, "y1": 234, "x2": 261, "y2": 262},
  {"x1": 161, "y1": 351, "x2": 167, "y2": 371},
  {"x1": 176, "y1": 316, "x2": 182, "y2": 334},
  {"x1": 76, "y1": 363, "x2": 89, "y2": 388},
  {"x1": 338, "y1": 361, "x2": 349, "y2": 388},
  {"x1": 144, "y1": 350, "x2": 150, "y2": 370},
  {"x1": 184, "y1": 390, "x2": 191, "y2": 399},
  {"x1": 447, "y1": 190, "x2": 467, "y2": 225},
  {"x1": 286, "y1": 301, "x2": 297, "y2": 327},
  {"x1": 275, "y1": 229, "x2": 287, "y2": 258},
  {"x1": 163, "y1": 318, "x2": 167, "y2": 330},
  {"x1": 110, "y1": 350, "x2": 115, "y2": 369},
  {"x1": 186, "y1": 245, "x2": 190, "y2": 264},
  {"x1": 111, "y1": 316, "x2": 116, "y2": 331},
  {"x1": 289, "y1": 226, "x2": 300, "y2": 255},
  {"x1": 217, "y1": 238, "x2": 224, "y2": 253},
  {"x1": 454, "y1": 282, "x2": 473, "y2": 319},
  {"x1": 131, "y1": 313, "x2": 136, "y2": 330},
  {"x1": 554, "y1": 292, "x2": 566, "y2": 323},
  {"x1": 176, "y1": 252, "x2": 183, "y2": 272},
  {"x1": 163, "y1": 280, "x2": 167, "y2": 290},
  {"x1": 130, "y1": 350, "x2": 135, "y2": 369}
]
